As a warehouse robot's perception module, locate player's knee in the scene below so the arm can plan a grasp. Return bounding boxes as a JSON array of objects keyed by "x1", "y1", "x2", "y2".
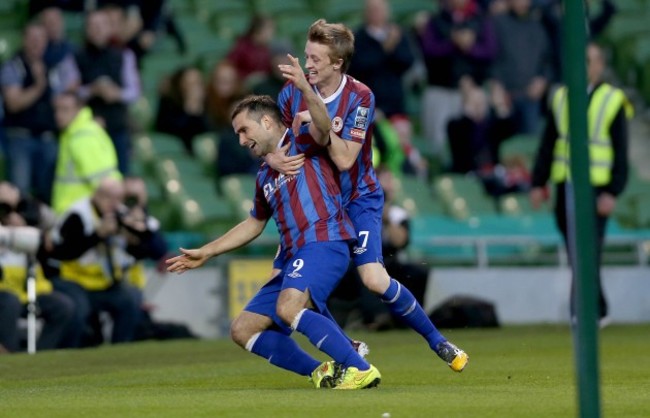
[
  {"x1": 230, "y1": 315, "x2": 253, "y2": 348},
  {"x1": 275, "y1": 304, "x2": 297, "y2": 326}
]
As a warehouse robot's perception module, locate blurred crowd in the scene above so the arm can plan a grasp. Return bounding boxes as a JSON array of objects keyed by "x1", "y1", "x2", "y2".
[{"x1": 0, "y1": 0, "x2": 622, "y2": 349}]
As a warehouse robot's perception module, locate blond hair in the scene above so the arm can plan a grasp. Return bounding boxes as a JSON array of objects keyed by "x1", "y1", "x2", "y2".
[{"x1": 307, "y1": 19, "x2": 355, "y2": 73}]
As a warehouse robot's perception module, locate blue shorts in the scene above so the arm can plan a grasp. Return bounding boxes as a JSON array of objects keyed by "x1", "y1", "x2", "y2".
[
  {"x1": 245, "y1": 241, "x2": 351, "y2": 333},
  {"x1": 347, "y1": 190, "x2": 384, "y2": 267}
]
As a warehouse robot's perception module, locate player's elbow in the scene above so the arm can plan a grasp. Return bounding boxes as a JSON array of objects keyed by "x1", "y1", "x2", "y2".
[{"x1": 334, "y1": 156, "x2": 355, "y2": 171}]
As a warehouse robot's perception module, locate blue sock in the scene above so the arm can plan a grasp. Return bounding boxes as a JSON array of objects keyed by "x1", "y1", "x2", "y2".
[
  {"x1": 294, "y1": 309, "x2": 369, "y2": 371},
  {"x1": 248, "y1": 330, "x2": 320, "y2": 376},
  {"x1": 382, "y1": 278, "x2": 447, "y2": 352}
]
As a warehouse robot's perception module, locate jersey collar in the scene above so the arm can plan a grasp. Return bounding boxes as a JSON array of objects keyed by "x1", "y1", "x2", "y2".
[{"x1": 314, "y1": 74, "x2": 347, "y2": 104}]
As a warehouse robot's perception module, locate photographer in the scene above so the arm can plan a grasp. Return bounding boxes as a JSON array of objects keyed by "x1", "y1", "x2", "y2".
[
  {"x1": 0, "y1": 181, "x2": 74, "y2": 353},
  {"x1": 45, "y1": 178, "x2": 141, "y2": 347},
  {"x1": 87, "y1": 176, "x2": 169, "y2": 344}
]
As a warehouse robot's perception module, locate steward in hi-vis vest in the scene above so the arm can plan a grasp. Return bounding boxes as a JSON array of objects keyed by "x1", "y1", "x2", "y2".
[
  {"x1": 51, "y1": 93, "x2": 121, "y2": 215},
  {"x1": 529, "y1": 43, "x2": 631, "y2": 323}
]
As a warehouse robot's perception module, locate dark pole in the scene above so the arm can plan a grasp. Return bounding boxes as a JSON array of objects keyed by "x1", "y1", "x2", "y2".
[{"x1": 562, "y1": 1, "x2": 601, "y2": 417}]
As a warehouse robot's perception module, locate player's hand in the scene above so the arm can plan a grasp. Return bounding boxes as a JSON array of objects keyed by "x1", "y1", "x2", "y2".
[
  {"x1": 278, "y1": 54, "x2": 310, "y2": 92},
  {"x1": 529, "y1": 187, "x2": 547, "y2": 210},
  {"x1": 166, "y1": 247, "x2": 209, "y2": 274},
  {"x1": 597, "y1": 192, "x2": 616, "y2": 216},
  {"x1": 265, "y1": 143, "x2": 305, "y2": 176},
  {"x1": 292, "y1": 110, "x2": 312, "y2": 137}
]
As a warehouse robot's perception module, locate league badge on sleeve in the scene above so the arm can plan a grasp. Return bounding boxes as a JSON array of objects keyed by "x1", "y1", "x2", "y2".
[{"x1": 354, "y1": 107, "x2": 369, "y2": 129}]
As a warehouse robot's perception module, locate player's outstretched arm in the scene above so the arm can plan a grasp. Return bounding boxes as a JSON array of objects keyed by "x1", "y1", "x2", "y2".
[{"x1": 166, "y1": 216, "x2": 267, "y2": 274}]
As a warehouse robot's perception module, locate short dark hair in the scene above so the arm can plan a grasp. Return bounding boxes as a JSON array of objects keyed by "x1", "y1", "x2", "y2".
[{"x1": 231, "y1": 95, "x2": 283, "y2": 124}]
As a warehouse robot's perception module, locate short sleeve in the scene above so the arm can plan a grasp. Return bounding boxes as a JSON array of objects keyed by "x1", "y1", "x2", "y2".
[
  {"x1": 250, "y1": 177, "x2": 272, "y2": 221},
  {"x1": 340, "y1": 91, "x2": 375, "y2": 144}
]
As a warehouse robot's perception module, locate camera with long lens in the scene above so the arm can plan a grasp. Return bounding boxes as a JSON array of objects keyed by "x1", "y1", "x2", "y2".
[{"x1": 0, "y1": 225, "x2": 41, "y2": 255}]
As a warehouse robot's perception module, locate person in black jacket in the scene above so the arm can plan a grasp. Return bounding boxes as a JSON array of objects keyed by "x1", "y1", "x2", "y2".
[{"x1": 529, "y1": 43, "x2": 631, "y2": 325}]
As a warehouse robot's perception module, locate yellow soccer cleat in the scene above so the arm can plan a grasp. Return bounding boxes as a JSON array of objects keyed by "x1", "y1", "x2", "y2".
[
  {"x1": 436, "y1": 341, "x2": 469, "y2": 372},
  {"x1": 333, "y1": 365, "x2": 381, "y2": 390},
  {"x1": 310, "y1": 361, "x2": 337, "y2": 388}
]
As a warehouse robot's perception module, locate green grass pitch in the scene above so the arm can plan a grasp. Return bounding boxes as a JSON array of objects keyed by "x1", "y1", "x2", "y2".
[{"x1": 1, "y1": 325, "x2": 649, "y2": 418}]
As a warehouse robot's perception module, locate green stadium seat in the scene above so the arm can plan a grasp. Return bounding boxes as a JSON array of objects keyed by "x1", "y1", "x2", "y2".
[
  {"x1": 500, "y1": 134, "x2": 539, "y2": 160},
  {"x1": 254, "y1": 0, "x2": 311, "y2": 15},
  {"x1": 322, "y1": 0, "x2": 365, "y2": 21},
  {"x1": 0, "y1": 31, "x2": 21, "y2": 63},
  {"x1": 129, "y1": 96, "x2": 153, "y2": 133},
  {"x1": 390, "y1": 0, "x2": 437, "y2": 24},
  {"x1": 603, "y1": 14, "x2": 650, "y2": 43},
  {"x1": 275, "y1": 12, "x2": 320, "y2": 46},
  {"x1": 610, "y1": 0, "x2": 645, "y2": 15},
  {"x1": 182, "y1": 177, "x2": 234, "y2": 226},
  {"x1": 193, "y1": 132, "x2": 219, "y2": 175},
  {"x1": 150, "y1": 132, "x2": 188, "y2": 157},
  {"x1": 220, "y1": 174, "x2": 257, "y2": 219},
  {"x1": 440, "y1": 174, "x2": 497, "y2": 217},
  {"x1": 398, "y1": 175, "x2": 444, "y2": 216},
  {"x1": 210, "y1": 13, "x2": 252, "y2": 42}
]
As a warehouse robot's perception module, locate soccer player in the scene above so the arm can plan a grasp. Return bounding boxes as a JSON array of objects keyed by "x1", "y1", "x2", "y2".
[
  {"x1": 167, "y1": 63, "x2": 381, "y2": 389},
  {"x1": 268, "y1": 19, "x2": 469, "y2": 372}
]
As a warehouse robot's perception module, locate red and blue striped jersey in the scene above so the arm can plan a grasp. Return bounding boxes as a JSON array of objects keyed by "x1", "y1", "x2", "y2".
[
  {"x1": 277, "y1": 74, "x2": 380, "y2": 204},
  {"x1": 250, "y1": 129, "x2": 355, "y2": 260}
]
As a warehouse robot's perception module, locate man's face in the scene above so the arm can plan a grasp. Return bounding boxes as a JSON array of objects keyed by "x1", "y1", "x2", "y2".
[
  {"x1": 41, "y1": 8, "x2": 64, "y2": 41},
  {"x1": 54, "y1": 95, "x2": 80, "y2": 129},
  {"x1": 366, "y1": 0, "x2": 389, "y2": 27},
  {"x1": 232, "y1": 110, "x2": 273, "y2": 158},
  {"x1": 86, "y1": 12, "x2": 111, "y2": 48},
  {"x1": 304, "y1": 41, "x2": 340, "y2": 86},
  {"x1": 94, "y1": 182, "x2": 124, "y2": 215},
  {"x1": 23, "y1": 25, "x2": 47, "y2": 60},
  {"x1": 587, "y1": 44, "x2": 605, "y2": 85}
]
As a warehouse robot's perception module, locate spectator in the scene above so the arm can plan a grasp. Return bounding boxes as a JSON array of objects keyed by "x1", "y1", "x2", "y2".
[
  {"x1": 446, "y1": 84, "x2": 516, "y2": 173},
  {"x1": 250, "y1": 42, "x2": 293, "y2": 100},
  {"x1": 226, "y1": 14, "x2": 275, "y2": 82},
  {"x1": 76, "y1": 9, "x2": 142, "y2": 175},
  {"x1": 349, "y1": 0, "x2": 415, "y2": 121},
  {"x1": 1, "y1": 23, "x2": 59, "y2": 204},
  {"x1": 154, "y1": 66, "x2": 209, "y2": 155},
  {"x1": 51, "y1": 91, "x2": 121, "y2": 216},
  {"x1": 39, "y1": 6, "x2": 81, "y2": 94},
  {"x1": 206, "y1": 61, "x2": 258, "y2": 180},
  {"x1": 85, "y1": 176, "x2": 168, "y2": 344},
  {"x1": 46, "y1": 178, "x2": 141, "y2": 347},
  {"x1": 102, "y1": 2, "x2": 143, "y2": 50},
  {"x1": 0, "y1": 181, "x2": 74, "y2": 353},
  {"x1": 540, "y1": 0, "x2": 617, "y2": 83},
  {"x1": 349, "y1": 0, "x2": 427, "y2": 178},
  {"x1": 491, "y1": 0, "x2": 551, "y2": 135},
  {"x1": 530, "y1": 43, "x2": 631, "y2": 325},
  {"x1": 416, "y1": 0, "x2": 497, "y2": 157}
]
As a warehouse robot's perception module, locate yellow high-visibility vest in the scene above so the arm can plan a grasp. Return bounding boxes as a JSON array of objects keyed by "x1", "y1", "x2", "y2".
[
  {"x1": 0, "y1": 251, "x2": 51, "y2": 304},
  {"x1": 550, "y1": 83, "x2": 633, "y2": 185},
  {"x1": 52, "y1": 107, "x2": 121, "y2": 215}
]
